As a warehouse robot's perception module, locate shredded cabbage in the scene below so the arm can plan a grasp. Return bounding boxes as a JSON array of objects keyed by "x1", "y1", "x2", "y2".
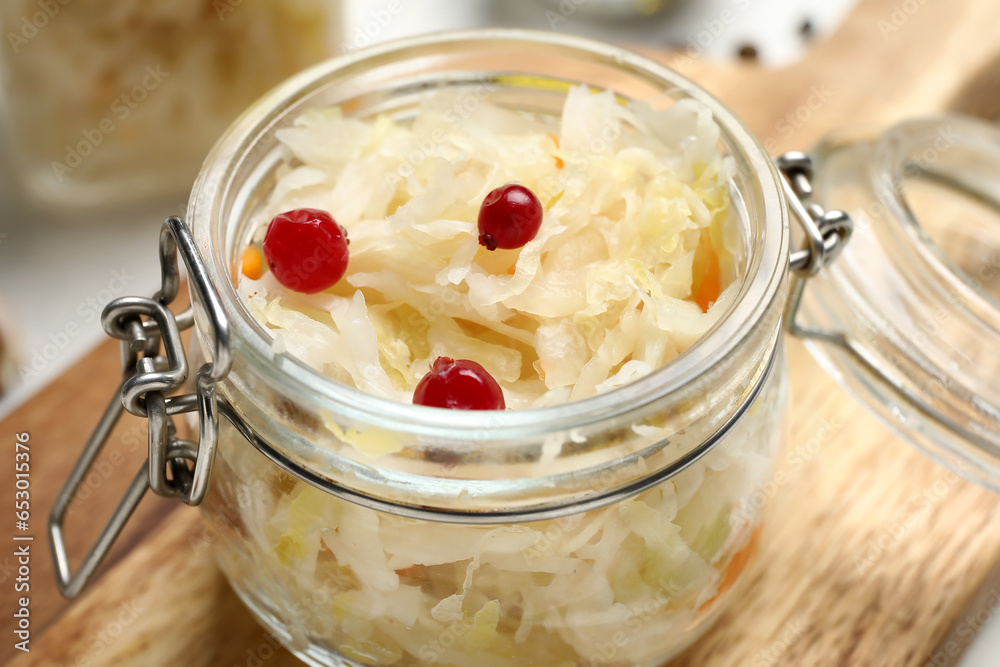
[
  {"x1": 238, "y1": 86, "x2": 739, "y2": 409},
  {"x1": 213, "y1": 387, "x2": 783, "y2": 667}
]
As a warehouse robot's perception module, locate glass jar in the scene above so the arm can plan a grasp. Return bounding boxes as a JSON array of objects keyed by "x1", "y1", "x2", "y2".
[
  {"x1": 186, "y1": 31, "x2": 790, "y2": 667},
  {"x1": 0, "y1": 0, "x2": 341, "y2": 212},
  {"x1": 55, "y1": 28, "x2": 1000, "y2": 667}
]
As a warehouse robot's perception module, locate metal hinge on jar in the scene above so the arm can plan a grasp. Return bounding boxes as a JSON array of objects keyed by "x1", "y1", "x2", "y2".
[
  {"x1": 50, "y1": 153, "x2": 855, "y2": 600},
  {"x1": 778, "y1": 152, "x2": 855, "y2": 336},
  {"x1": 49, "y1": 218, "x2": 231, "y2": 598}
]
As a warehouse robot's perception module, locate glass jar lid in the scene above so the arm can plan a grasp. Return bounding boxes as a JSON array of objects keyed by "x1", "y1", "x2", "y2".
[{"x1": 798, "y1": 115, "x2": 1000, "y2": 491}]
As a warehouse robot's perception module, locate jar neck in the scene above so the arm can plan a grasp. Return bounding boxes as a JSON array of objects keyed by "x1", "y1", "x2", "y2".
[{"x1": 210, "y1": 310, "x2": 785, "y2": 520}]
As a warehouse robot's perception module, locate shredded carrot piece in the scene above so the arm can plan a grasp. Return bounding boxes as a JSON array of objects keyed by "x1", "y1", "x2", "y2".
[
  {"x1": 507, "y1": 263, "x2": 517, "y2": 275},
  {"x1": 692, "y1": 232, "x2": 721, "y2": 313},
  {"x1": 241, "y1": 246, "x2": 265, "y2": 280},
  {"x1": 395, "y1": 564, "x2": 431, "y2": 578},
  {"x1": 548, "y1": 133, "x2": 564, "y2": 169},
  {"x1": 700, "y1": 524, "x2": 762, "y2": 611}
]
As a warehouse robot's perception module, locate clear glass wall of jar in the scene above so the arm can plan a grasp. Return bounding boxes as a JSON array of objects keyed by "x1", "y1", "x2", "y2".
[{"x1": 187, "y1": 31, "x2": 791, "y2": 667}]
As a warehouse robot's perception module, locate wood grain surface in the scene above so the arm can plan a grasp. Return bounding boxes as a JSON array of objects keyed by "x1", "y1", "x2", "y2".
[
  {"x1": 5, "y1": 0, "x2": 1000, "y2": 665},
  {"x1": 0, "y1": 296, "x2": 190, "y2": 665}
]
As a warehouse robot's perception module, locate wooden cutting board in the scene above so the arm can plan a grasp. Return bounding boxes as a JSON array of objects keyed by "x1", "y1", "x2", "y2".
[{"x1": 5, "y1": 0, "x2": 1000, "y2": 664}]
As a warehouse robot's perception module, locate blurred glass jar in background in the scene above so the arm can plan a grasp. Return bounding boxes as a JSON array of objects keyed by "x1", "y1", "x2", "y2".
[{"x1": 0, "y1": 0, "x2": 342, "y2": 212}]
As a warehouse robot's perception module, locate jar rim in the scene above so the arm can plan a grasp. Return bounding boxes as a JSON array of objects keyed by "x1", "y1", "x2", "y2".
[
  {"x1": 187, "y1": 28, "x2": 788, "y2": 439},
  {"x1": 872, "y1": 116, "x2": 1000, "y2": 320}
]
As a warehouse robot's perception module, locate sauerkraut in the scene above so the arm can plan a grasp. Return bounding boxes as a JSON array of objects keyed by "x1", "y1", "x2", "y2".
[{"x1": 237, "y1": 85, "x2": 740, "y2": 406}]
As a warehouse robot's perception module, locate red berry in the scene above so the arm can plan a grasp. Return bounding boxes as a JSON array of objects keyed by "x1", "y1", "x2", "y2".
[
  {"x1": 478, "y1": 183, "x2": 543, "y2": 251},
  {"x1": 263, "y1": 208, "x2": 349, "y2": 294},
  {"x1": 413, "y1": 357, "x2": 506, "y2": 410}
]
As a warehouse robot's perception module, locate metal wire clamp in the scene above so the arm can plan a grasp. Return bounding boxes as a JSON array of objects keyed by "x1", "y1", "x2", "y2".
[
  {"x1": 48, "y1": 217, "x2": 230, "y2": 598},
  {"x1": 779, "y1": 152, "x2": 855, "y2": 335}
]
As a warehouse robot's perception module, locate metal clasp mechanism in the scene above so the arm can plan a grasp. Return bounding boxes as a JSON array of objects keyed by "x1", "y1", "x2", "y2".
[
  {"x1": 778, "y1": 152, "x2": 855, "y2": 336},
  {"x1": 49, "y1": 217, "x2": 231, "y2": 598}
]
